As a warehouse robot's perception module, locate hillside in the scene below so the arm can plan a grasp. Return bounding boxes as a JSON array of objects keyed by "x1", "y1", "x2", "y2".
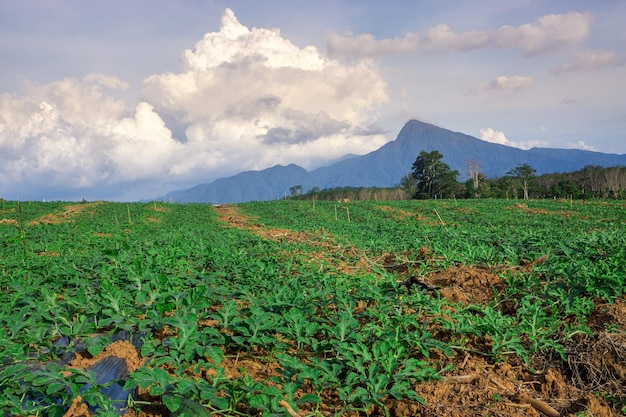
[{"x1": 159, "y1": 120, "x2": 626, "y2": 203}]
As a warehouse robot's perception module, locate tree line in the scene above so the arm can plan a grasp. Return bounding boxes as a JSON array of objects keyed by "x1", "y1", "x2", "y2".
[
  {"x1": 289, "y1": 150, "x2": 626, "y2": 201},
  {"x1": 402, "y1": 150, "x2": 626, "y2": 200}
]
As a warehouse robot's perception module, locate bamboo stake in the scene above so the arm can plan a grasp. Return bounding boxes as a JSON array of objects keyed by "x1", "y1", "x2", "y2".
[
  {"x1": 278, "y1": 400, "x2": 299, "y2": 417},
  {"x1": 434, "y1": 209, "x2": 448, "y2": 231},
  {"x1": 516, "y1": 394, "x2": 559, "y2": 417},
  {"x1": 442, "y1": 374, "x2": 477, "y2": 384}
]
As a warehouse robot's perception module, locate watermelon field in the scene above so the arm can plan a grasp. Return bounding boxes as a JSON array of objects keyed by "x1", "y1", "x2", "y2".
[{"x1": 1, "y1": 199, "x2": 625, "y2": 417}]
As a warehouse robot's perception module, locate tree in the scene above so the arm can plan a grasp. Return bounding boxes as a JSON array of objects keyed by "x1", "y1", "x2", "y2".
[
  {"x1": 289, "y1": 185, "x2": 303, "y2": 197},
  {"x1": 399, "y1": 174, "x2": 417, "y2": 198},
  {"x1": 409, "y1": 150, "x2": 459, "y2": 199},
  {"x1": 506, "y1": 164, "x2": 536, "y2": 200},
  {"x1": 466, "y1": 158, "x2": 486, "y2": 198}
]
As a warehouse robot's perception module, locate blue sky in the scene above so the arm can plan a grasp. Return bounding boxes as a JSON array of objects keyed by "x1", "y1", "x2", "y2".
[{"x1": 1, "y1": 1, "x2": 624, "y2": 201}]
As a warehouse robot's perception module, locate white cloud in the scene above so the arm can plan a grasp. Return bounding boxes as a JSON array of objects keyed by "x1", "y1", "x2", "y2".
[
  {"x1": 551, "y1": 49, "x2": 624, "y2": 75},
  {"x1": 141, "y1": 8, "x2": 389, "y2": 175},
  {"x1": 468, "y1": 75, "x2": 534, "y2": 95},
  {"x1": 566, "y1": 140, "x2": 597, "y2": 151},
  {"x1": 479, "y1": 127, "x2": 549, "y2": 150},
  {"x1": 490, "y1": 75, "x2": 534, "y2": 91},
  {"x1": 0, "y1": 76, "x2": 182, "y2": 192},
  {"x1": 0, "y1": 9, "x2": 389, "y2": 200},
  {"x1": 495, "y1": 11, "x2": 592, "y2": 56},
  {"x1": 327, "y1": 32, "x2": 421, "y2": 59},
  {"x1": 328, "y1": 11, "x2": 591, "y2": 58}
]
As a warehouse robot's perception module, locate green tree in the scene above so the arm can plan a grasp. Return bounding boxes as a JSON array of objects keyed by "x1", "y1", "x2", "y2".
[
  {"x1": 409, "y1": 150, "x2": 459, "y2": 199},
  {"x1": 506, "y1": 164, "x2": 536, "y2": 200},
  {"x1": 399, "y1": 174, "x2": 417, "y2": 198},
  {"x1": 289, "y1": 185, "x2": 303, "y2": 197}
]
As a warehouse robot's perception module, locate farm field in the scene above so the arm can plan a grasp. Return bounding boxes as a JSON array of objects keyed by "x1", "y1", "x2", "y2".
[{"x1": 0, "y1": 199, "x2": 625, "y2": 417}]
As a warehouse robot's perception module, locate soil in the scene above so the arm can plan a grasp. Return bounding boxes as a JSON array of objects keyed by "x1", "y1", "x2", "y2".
[
  {"x1": 28, "y1": 201, "x2": 102, "y2": 225},
  {"x1": 60, "y1": 204, "x2": 625, "y2": 417}
]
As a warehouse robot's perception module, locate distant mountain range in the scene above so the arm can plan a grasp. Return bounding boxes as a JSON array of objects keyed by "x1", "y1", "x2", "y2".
[{"x1": 158, "y1": 120, "x2": 626, "y2": 203}]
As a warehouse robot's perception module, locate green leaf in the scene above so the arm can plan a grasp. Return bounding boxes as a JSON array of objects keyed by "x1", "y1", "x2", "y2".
[
  {"x1": 248, "y1": 393, "x2": 270, "y2": 409},
  {"x1": 176, "y1": 378, "x2": 197, "y2": 395},
  {"x1": 46, "y1": 382, "x2": 67, "y2": 394},
  {"x1": 296, "y1": 393, "x2": 321, "y2": 405},
  {"x1": 32, "y1": 374, "x2": 57, "y2": 386},
  {"x1": 163, "y1": 394, "x2": 183, "y2": 412}
]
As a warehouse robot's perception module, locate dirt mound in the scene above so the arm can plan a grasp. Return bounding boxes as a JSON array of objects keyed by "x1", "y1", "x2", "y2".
[
  {"x1": 424, "y1": 265, "x2": 504, "y2": 305},
  {"x1": 29, "y1": 202, "x2": 101, "y2": 225}
]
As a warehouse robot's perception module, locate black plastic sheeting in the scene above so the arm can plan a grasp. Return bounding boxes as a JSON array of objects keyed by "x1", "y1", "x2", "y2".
[
  {"x1": 81, "y1": 355, "x2": 136, "y2": 414},
  {"x1": 7, "y1": 330, "x2": 146, "y2": 416}
]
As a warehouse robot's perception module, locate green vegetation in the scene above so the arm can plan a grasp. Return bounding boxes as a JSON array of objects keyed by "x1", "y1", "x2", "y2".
[
  {"x1": 291, "y1": 160, "x2": 626, "y2": 201},
  {"x1": 506, "y1": 163, "x2": 537, "y2": 200},
  {"x1": 405, "y1": 150, "x2": 460, "y2": 199},
  {"x1": 0, "y1": 199, "x2": 625, "y2": 416}
]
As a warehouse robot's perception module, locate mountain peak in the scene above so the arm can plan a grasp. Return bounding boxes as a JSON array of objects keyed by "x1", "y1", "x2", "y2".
[{"x1": 399, "y1": 119, "x2": 440, "y2": 134}]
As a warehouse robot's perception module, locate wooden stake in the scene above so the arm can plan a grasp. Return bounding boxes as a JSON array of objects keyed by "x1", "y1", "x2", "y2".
[
  {"x1": 278, "y1": 400, "x2": 299, "y2": 417},
  {"x1": 516, "y1": 394, "x2": 559, "y2": 417}
]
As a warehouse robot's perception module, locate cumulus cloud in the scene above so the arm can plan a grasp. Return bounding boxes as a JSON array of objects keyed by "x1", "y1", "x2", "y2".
[
  {"x1": 141, "y1": 8, "x2": 389, "y2": 175},
  {"x1": 479, "y1": 127, "x2": 548, "y2": 150},
  {"x1": 0, "y1": 9, "x2": 389, "y2": 200},
  {"x1": 0, "y1": 76, "x2": 182, "y2": 192},
  {"x1": 468, "y1": 75, "x2": 534, "y2": 95},
  {"x1": 328, "y1": 11, "x2": 591, "y2": 58},
  {"x1": 551, "y1": 49, "x2": 625, "y2": 75}
]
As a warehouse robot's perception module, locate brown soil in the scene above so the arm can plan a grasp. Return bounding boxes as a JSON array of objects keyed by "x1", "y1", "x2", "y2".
[
  {"x1": 67, "y1": 340, "x2": 144, "y2": 373},
  {"x1": 505, "y1": 203, "x2": 575, "y2": 217},
  {"x1": 63, "y1": 396, "x2": 91, "y2": 417},
  {"x1": 29, "y1": 202, "x2": 102, "y2": 225},
  {"x1": 375, "y1": 205, "x2": 427, "y2": 221},
  {"x1": 424, "y1": 265, "x2": 504, "y2": 305}
]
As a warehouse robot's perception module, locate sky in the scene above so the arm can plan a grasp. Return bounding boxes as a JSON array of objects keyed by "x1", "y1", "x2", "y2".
[{"x1": 1, "y1": 1, "x2": 625, "y2": 201}]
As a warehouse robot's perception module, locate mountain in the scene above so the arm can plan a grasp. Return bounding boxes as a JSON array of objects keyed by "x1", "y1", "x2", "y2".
[
  {"x1": 161, "y1": 163, "x2": 309, "y2": 203},
  {"x1": 159, "y1": 120, "x2": 626, "y2": 203}
]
